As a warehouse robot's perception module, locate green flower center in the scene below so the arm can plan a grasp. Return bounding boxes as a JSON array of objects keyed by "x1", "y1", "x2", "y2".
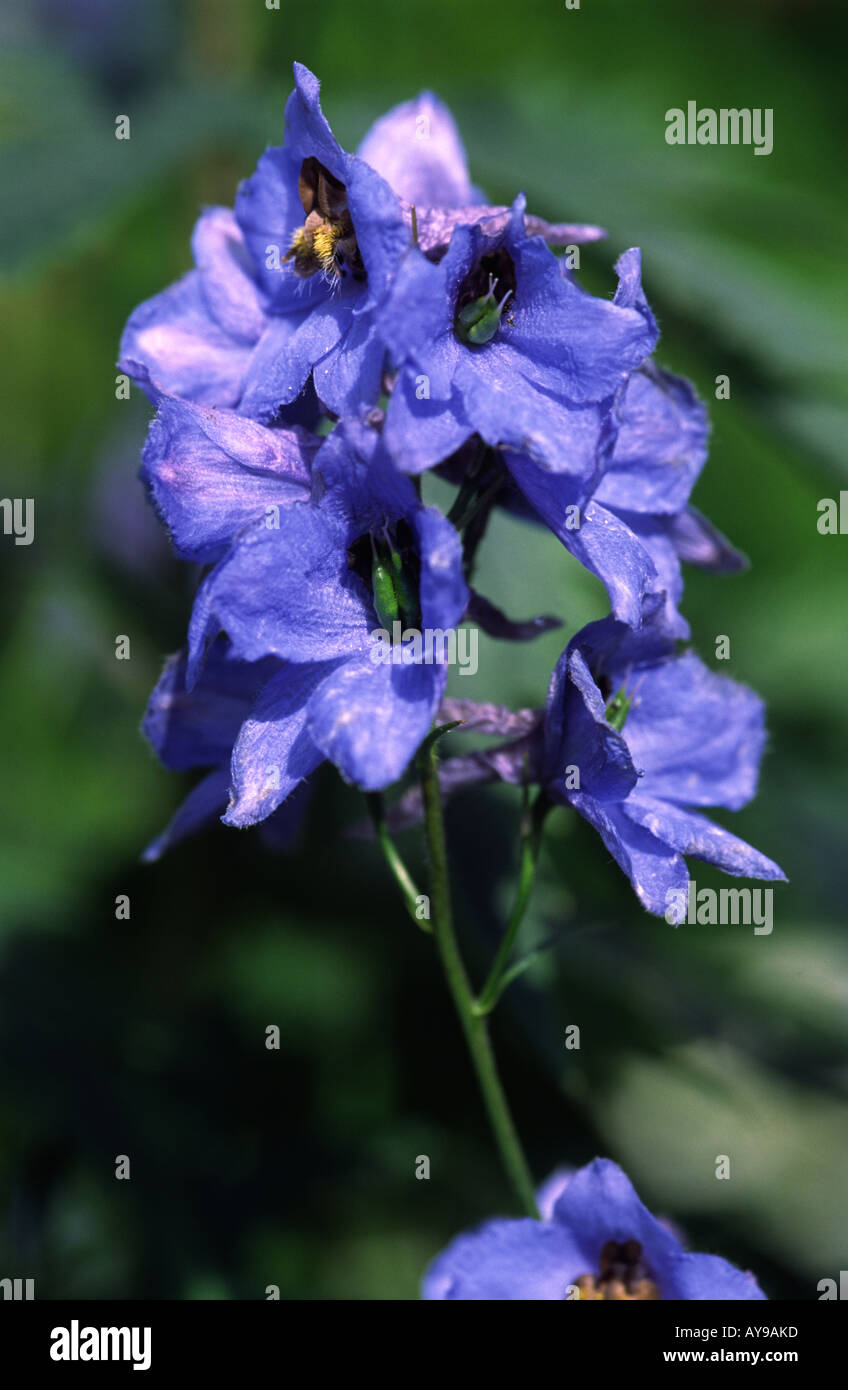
[
  {"x1": 455, "y1": 248, "x2": 517, "y2": 346},
  {"x1": 349, "y1": 523, "x2": 421, "y2": 636},
  {"x1": 605, "y1": 685, "x2": 633, "y2": 732}
]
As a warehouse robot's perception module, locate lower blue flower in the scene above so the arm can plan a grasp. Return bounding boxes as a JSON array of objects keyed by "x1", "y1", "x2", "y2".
[
  {"x1": 542, "y1": 617, "x2": 786, "y2": 913},
  {"x1": 423, "y1": 1158, "x2": 766, "y2": 1300}
]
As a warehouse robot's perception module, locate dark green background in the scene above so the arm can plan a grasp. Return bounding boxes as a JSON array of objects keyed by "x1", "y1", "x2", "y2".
[{"x1": 0, "y1": 0, "x2": 845, "y2": 1299}]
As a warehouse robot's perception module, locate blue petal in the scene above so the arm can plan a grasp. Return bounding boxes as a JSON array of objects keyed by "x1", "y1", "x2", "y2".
[
  {"x1": 241, "y1": 290, "x2": 388, "y2": 421},
  {"x1": 143, "y1": 642, "x2": 278, "y2": 771},
  {"x1": 186, "y1": 421, "x2": 452, "y2": 681},
  {"x1": 423, "y1": 1217, "x2": 585, "y2": 1300},
  {"x1": 190, "y1": 206, "x2": 268, "y2": 344},
  {"x1": 613, "y1": 247, "x2": 655, "y2": 324},
  {"x1": 412, "y1": 505, "x2": 468, "y2": 633},
  {"x1": 498, "y1": 237, "x2": 657, "y2": 406},
  {"x1": 223, "y1": 664, "x2": 330, "y2": 826},
  {"x1": 311, "y1": 302, "x2": 387, "y2": 416},
  {"x1": 188, "y1": 508, "x2": 372, "y2": 670},
  {"x1": 553, "y1": 1163, "x2": 767, "y2": 1298},
  {"x1": 234, "y1": 140, "x2": 327, "y2": 310},
  {"x1": 669, "y1": 1253, "x2": 766, "y2": 1301},
  {"x1": 285, "y1": 62, "x2": 348, "y2": 181},
  {"x1": 310, "y1": 422, "x2": 417, "y2": 536},
  {"x1": 536, "y1": 1168, "x2": 575, "y2": 1221},
  {"x1": 544, "y1": 646, "x2": 640, "y2": 803},
  {"x1": 596, "y1": 364, "x2": 708, "y2": 516},
  {"x1": 307, "y1": 651, "x2": 444, "y2": 790},
  {"x1": 344, "y1": 156, "x2": 410, "y2": 308},
  {"x1": 621, "y1": 651, "x2": 769, "y2": 811},
  {"x1": 671, "y1": 505, "x2": 748, "y2": 573},
  {"x1": 233, "y1": 64, "x2": 346, "y2": 304},
  {"x1": 507, "y1": 451, "x2": 667, "y2": 626},
  {"x1": 625, "y1": 796, "x2": 786, "y2": 881},
  {"x1": 239, "y1": 298, "x2": 350, "y2": 418},
  {"x1": 357, "y1": 92, "x2": 476, "y2": 207},
  {"x1": 457, "y1": 361, "x2": 611, "y2": 477},
  {"x1": 380, "y1": 233, "x2": 473, "y2": 387},
  {"x1": 383, "y1": 365, "x2": 472, "y2": 474},
  {"x1": 571, "y1": 791, "x2": 690, "y2": 913},
  {"x1": 570, "y1": 503, "x2": 675, "y2": 631},
  {"x1": 551, "y1": 1159, "x2": 685, "y2": 1291},
  {"x1": 119, "y1": 270, "x2": 254, "y2": 407},
  {"x1": 141, "y1": 394, "x2": 315, "y2": 562},
  {"x1": 564, "y1": 613, "x2": 679, "y2": 676},
  {"x1": 142, "y1": 767, "x2": 230, "y2": 863},
  {"x1": 605, "y1": 510, "x2": 689, "y2": 637},
  {"x1": 551, "y1": 1158, "x2": 765, "y2": 1300}
]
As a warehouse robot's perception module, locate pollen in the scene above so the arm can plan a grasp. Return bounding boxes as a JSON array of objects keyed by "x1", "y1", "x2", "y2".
[
  {"x1": 284, "y1": 226, "x2": 311, "y2": 268},
  {"x1": 312, "y1": 221, "x2": 343, "y2": 273},
  {"x1": 572, "y1": 1240, "x2": 660, "y2": 1300},
  {"x1": 573, "y1": 1273, "x2": 660, "y2": 1300}
]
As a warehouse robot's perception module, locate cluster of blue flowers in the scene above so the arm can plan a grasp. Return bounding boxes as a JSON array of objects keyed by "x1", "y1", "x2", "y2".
[{"x1": 124, "y1": 65, "x2": 783, "y2": 1299}]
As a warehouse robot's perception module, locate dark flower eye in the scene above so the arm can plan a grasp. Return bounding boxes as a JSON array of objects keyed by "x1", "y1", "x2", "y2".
[{"x1": 285, "y1": 157, "x2": 365, "y2": 280}]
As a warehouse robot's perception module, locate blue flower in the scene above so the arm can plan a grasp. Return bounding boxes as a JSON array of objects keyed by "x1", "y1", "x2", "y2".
[
  {"x1": 541, "y1": 617, "x2": 785, "y2": 914},
  {"x1": 121, "y1": 64, "x2": 410, "y2": 420},
  {"x1": 233, "y1": 64, "x2": 412, "y2": 420},
  {"x1": 423, "y1": 1158, "x2": 766, "y2": 1300},
  {"x1": 184, "y1": 419, "x2": 469, "y2": 802},
  {"x1": 119, "y1": 64, "x2": 610, "y2": 426},
  {"x1": 141, "y1": 638, "x2": 312, "y2": 860},
  {"x1": 505, "y1": 363, "x2": 744, "y2": 633},
  {"x1": 378, "y1": 198, "x2": 657, "y2": 475}
]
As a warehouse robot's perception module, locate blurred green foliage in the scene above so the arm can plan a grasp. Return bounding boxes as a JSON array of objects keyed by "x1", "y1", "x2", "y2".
[{"x1": 0, "y1": 0, "x2": 845, "y2": 1299}]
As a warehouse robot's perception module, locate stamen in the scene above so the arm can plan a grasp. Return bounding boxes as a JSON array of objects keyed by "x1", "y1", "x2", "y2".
[
  {"x1": 571, "y1": 1240, "x2": 660, "y2": 1300},
  {"x1": 285, "y1": 158, "x2": 365, "y2": 281}
]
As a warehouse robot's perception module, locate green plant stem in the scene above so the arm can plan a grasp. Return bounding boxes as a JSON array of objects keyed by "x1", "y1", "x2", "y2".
[
  {"x1": 448, "y1": 470, "x2": 504, "y2": 533},
  {"x1": 366, "y1": 793, "x2": 430, "y2": 933},
  {"x1": 475, "y1": 790, "x2": 550, "y2": 1015},
  {"x1": 418, "y1": 739, "x2": 539, "y2": 1218}
]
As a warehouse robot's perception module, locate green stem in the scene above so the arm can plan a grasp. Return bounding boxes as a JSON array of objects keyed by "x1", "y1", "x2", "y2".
[
  {"x1": 475, "y1": 790, "x2": 550, "y2": 1015},
  {"x1": 417, "y1": 738, "x2": 539, "y2": 1218},
  {"x1": 448, "y1": 470, "x2": 504, "y2": 533},
  {"x1": 366, "y1": 792, "x2": 431, "y2": 933}
]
